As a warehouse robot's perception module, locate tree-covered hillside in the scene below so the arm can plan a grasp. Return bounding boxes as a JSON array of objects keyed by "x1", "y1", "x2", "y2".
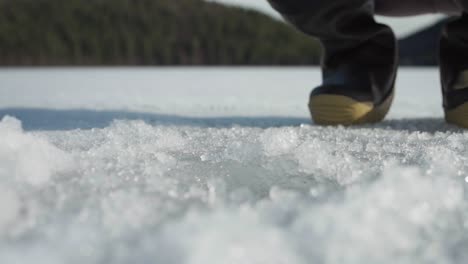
[{"x1": 0, "y1": 0, "x2": 323, "y2": 65}]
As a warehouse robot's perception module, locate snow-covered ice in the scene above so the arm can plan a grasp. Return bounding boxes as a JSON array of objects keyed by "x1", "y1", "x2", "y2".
[{"x1": 0, "y1": 67, "x2": 468, "y2": 264}]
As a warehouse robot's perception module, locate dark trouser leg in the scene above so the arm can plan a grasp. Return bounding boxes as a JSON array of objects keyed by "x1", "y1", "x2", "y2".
[
  {"x1": 440, "y1": 0, "x2": 468, "y2": 127},
  {"x1": 440, "y1": 13, "x2": 468, "y2": 110},
  {"x1": 268, "y1": 0, "x2": 397, "y2": 124}
]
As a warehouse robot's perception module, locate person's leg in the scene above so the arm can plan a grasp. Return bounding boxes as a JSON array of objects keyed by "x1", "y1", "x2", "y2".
[
  {"x1": 373, "y1": 0, "x2": 468, "y2": 127},
  {"x1": 440, "y1": 1, "x2": 468, "y2": 127},
  {"x1": 268, "y1": 0, "x2": 397, "y2": 125}
]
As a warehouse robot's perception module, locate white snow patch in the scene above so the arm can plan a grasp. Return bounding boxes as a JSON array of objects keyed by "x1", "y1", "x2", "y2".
[
  {"x1": 0, "y1": 116, "x2": 74, "y2": 187},
  {"x1": 0, "y1": 68, "x2": 467, "y2": 263},
  {"x1": 0, "y1": 119, "x2": 465, "y2": 263},
  {"x1": 0, "y1": 184, "x2": 21, "y2": 234},
  {"x1": 261, "y1": 128, "x2": 300, "y2": 156}
]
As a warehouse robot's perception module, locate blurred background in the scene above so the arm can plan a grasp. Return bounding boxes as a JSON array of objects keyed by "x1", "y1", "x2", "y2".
[{"x1": 0, "y1": 0, "x2": 448, "y2": 67}]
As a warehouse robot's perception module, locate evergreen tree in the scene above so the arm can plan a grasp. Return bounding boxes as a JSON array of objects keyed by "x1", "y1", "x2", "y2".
[{"x1": 0, "y1": 0, "x2": 323, "y2": 65}]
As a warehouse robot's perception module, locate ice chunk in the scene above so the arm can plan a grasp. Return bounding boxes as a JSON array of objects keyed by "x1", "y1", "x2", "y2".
[
  {"x1": 0, "y1": 184, "x2": 20, "y2": 234},
  {"x1": 168, "y1": 210, "x2": 304, "y2": 264},
  {"x1": 261, "y1": 128, "x2": 300, "y2": 157},
  {"x1": 0, "y1": 116, "x2": 74, "y2": 187}
]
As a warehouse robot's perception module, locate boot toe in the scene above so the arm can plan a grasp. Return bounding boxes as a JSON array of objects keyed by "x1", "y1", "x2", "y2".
[
  {"x1": 309, "y1": 89, "x2": 394, "y2": 126},
  {"x1": 445, "y1": 102, "x2": 468, "y2": 128}
]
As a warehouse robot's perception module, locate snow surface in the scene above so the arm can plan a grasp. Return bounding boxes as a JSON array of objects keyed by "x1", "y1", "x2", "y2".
[{"x1": 0, "y1": 67, "x2": 468, "y2": 264}]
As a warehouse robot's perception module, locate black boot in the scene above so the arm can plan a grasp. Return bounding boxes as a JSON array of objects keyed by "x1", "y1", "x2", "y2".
[
  {"x1": 310, "y1": 27, "x2": 397, "y2": 125},
  {"x1": 441, "y1": 13, "x2": 468, "y2": 128},
  {"x1": 268, "y1": 0, "x2": 397, "y2": 125}
]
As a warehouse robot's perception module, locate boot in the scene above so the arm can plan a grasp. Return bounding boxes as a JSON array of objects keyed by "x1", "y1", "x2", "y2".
[
  {"x1": 441, "y1": 13, "x2": 468, "y2": 128},
  {"x1": 309, "y1": 31, "x2": 397, "y2": 125},
  {"x1": 268, "y1": 0, "x2": 397, "y2": 125}
]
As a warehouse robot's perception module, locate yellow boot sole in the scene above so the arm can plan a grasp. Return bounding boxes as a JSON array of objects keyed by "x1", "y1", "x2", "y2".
[
  {"x1": 308, "y1": 92, "x2": 394, "y2": 126},
  {"x1": 445, "y1": 102, "x2": 468, "y2": 128}
]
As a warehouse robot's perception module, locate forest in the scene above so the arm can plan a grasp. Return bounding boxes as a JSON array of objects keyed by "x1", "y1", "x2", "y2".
[{"x1": 0, "y1": 0, "x2": 323, "y2": 66}]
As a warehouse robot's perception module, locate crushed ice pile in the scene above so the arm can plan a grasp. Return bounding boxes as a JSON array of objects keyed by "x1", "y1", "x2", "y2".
[{"x1": 1, "y1": 115, "x2": 468, "y2": 264}]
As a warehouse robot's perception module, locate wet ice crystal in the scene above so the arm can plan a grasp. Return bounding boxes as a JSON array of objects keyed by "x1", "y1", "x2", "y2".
[{"x1": 0, "y1": 115, "x2": 467, "y2": 264}]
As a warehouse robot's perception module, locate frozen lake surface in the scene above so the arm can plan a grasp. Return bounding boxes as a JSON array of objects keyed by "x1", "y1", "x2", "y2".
[{"x1": 0, "y1": 67, "x2": 468, "y2": 264}]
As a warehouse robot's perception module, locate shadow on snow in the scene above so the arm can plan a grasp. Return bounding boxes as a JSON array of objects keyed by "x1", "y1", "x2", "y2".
[
  {"x1": 0, "y1": 107, "x2": 463, "y2": 133},
  {"x1": 0, "y1": 108, "x2": 310, "y2": 131}
]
